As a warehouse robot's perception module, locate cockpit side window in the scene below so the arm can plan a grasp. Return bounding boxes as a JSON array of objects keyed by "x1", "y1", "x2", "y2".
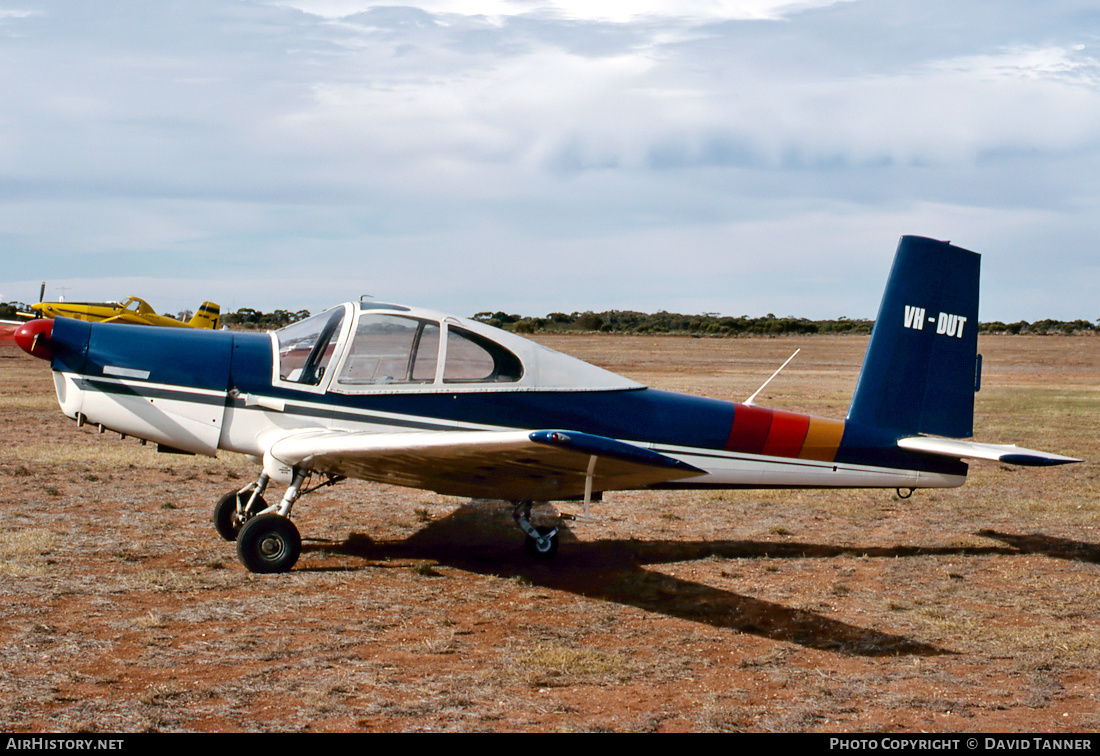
[
  {"x1": 337, "y1": 314, "x2": 440, "y2": 386},
  {"x1": 443, "y1": 326, "x2": 523, "y2": 383},
  {"x1": 276, "y1": 308, "x2": 345, "y2": 385}
]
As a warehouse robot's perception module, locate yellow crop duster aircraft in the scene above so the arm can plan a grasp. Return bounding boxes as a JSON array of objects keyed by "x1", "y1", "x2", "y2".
[{"x1": 26, "y1": 296, "x2": 220, "y2": 329}]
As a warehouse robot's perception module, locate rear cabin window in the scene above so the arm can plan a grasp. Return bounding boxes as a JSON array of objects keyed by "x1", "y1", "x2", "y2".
[
  {"x1": 443, "y1": 326, "x2": 523, "y2": 383},
  {"x1": 337, "y1": 314, "x2": 439, "y2": 385}
]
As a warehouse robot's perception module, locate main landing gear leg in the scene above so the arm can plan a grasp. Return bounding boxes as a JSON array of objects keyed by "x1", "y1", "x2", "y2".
[{"x1": 513, "y1": 500, "x2": 560, "y2": 559}]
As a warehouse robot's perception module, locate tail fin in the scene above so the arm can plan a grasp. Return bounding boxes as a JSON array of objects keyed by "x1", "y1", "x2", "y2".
[
  {"x1": 847, "y1": 236, "x2": 980, "y2": 438},
  {"x1": 188, "y1": 302, "x2": 221, "y2": 329}
]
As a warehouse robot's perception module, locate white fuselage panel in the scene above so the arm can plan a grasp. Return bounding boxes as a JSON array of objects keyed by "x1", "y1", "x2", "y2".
[{"x1": 55, "y1": 372, "x2": 226, "y2": 456}]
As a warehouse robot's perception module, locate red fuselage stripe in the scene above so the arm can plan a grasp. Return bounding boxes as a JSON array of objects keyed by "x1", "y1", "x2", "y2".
[{"x1": 725, "y1": 404, "x2": 843, "y2": 462}]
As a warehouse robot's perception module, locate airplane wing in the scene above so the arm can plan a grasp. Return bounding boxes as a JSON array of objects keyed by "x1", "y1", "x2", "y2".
[
  {"x1": 266, "y1": 429, "x2": 706, "y2": 501},
  {"x1": 898, "y1": 436, "x2": 1080, "y2": 467},
  {"x1": 101, "y1": 313, "x2": 153, "y2": 325},
  {"x1": 0, "y1": 320, "x2": 20, "y2": 343}
]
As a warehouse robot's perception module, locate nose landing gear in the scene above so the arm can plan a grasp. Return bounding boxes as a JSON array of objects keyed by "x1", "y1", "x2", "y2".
[
  {"x1": 212, "y1": 476, "x2": 270, "y2": 542},
  {"x1": 212, "y1": 468, "x2": 344, "y2": 573}
]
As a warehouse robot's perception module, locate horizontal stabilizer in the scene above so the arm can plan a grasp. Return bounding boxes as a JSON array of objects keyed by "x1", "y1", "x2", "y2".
[
  {"x1": 267, "y1": 429, "x2": 705, "y2": 501},
  {"x1": 898, "y1": 436, "x2": 1080, "y2": 467}
]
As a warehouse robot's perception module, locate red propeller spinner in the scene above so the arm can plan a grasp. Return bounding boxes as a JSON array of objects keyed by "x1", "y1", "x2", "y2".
[{"x1": 14, "y1": 319, "x2": 54, "y2": 361}]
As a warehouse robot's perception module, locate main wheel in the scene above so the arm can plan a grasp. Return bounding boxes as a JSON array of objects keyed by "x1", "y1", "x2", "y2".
[
  {"x1": 236, "y1": 514, "x2": 301, "y2": 573},
  {"x1": 213, "y1": 490, "x2": 267, "y2": 542},
  {"x1": 524, "y1": 526, "x2": 559, "y2": 559}
]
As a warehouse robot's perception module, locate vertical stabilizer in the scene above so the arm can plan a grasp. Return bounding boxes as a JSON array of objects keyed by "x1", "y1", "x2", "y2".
[
  {"x1": 189, "y1": 302, "x2": 221, "y2": 330},
  {"x1": 847, "y1": 236, "x2": 980, "y2": 438}
]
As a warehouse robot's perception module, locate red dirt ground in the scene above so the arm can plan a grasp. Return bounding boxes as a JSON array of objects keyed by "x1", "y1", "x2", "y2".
[{"x1": 0, "y1": 334, "x2": 1096, "y2": 732}]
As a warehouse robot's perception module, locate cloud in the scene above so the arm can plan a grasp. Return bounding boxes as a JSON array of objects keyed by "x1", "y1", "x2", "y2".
[
  {"x1": 0, "y1": 1, "x2": 1096, "y2": 321},
  {"x1": 267, "y1": 0, "x2": 856, "y2": 23}
]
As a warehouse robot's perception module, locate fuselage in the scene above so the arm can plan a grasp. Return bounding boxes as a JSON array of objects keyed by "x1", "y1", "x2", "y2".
[
  {"x1": 32, "y1": 297, "x2": 183, "y2": 326},
  {"x1": 35, "y1": 302, "x2": 968, "y2": 497},
  {"x1": 30, "y1": 297, "x2": 220, "y2": 329}
]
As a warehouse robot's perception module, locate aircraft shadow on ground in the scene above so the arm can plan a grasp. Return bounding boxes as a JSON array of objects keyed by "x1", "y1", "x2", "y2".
[
  {"x1": 294, "y1": 500, "x2": 1087, "y2": 657},
  {"x1": 978, "y1": 529, "x2": 1100, "y2": 563}
]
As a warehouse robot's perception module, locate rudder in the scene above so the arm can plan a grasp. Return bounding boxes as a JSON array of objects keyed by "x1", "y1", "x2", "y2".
[
  {"x1": 847, "y1": 236, "x2": 980, "y2": 438},
  {"x1": 189, "y1": 302, "x2": 221, "y2": 329}
]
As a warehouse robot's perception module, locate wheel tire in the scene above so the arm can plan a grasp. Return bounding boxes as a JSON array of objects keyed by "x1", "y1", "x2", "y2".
[
  {"x1": 524, "y1": 526, "x2": 559, "y2": 559},
  {"x1": 213, "y1": 490, "x2": 266, "y2": 542},
  {"x1": 236, "y1": 514, "x2": 301, "y2": 573}
]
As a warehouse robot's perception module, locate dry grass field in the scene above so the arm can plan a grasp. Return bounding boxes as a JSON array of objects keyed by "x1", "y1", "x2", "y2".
[{"x1": 0, "y1": 333, "x2": 1096, "y2": 732}]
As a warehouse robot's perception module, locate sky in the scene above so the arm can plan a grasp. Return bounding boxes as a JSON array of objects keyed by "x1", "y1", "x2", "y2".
[{"x1": 0, "y1": 0, "x2": 1097, "y2": 322}]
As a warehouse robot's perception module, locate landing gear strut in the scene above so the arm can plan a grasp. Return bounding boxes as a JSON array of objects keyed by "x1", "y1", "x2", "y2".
[
  {"x1": 212, "y1": 474, "x2": 270, "y2": 542},
  {"x1": 232, "y1": 468, "x2": 306, "y2": 573},
  {"x1": 513, "y1": 500, "x2": 560, "y2": 559}
]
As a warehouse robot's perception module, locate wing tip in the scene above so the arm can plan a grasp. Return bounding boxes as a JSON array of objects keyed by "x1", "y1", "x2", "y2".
[
  {"x1": 530, "y1": 429, "x2": 706, "y2": 473},
  {"x1": 999, "y1": 452, "x2": 1081, "y2": 467}
]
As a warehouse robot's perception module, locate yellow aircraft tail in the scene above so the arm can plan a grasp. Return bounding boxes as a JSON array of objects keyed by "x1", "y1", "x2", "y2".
[{"x1": 188, "y1": 302, "x2": 221, "y2": 329}]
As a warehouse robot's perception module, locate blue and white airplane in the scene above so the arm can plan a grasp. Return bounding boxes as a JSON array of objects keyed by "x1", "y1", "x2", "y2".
[{"x1": 14, "y1": 236, "x2": 1078, "y2": 573}]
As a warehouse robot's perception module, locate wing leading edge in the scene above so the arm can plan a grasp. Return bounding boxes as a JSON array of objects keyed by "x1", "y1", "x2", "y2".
[{"x1": 267, "y1": 429, "x2": 706, "y2": 501}]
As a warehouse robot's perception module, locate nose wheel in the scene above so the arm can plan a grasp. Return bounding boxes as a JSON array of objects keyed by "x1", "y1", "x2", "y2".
[
  {"x1": 236, "y1": 514, "x2": 301, "y2": 573},
  {"x1": 213, "y1": 489, "x2": 268, "y2": 542},
  {"x1": 215, "y1": 468, "x2": 344, "y2": 573}
]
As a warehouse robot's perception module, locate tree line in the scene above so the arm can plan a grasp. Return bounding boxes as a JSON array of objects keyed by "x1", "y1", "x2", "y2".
[
  {"x1": 472, "y1": 310, "x2": 1097, "y2": 336},
  {"x1": 2, "y1": 301, "x2": 1094, "y2": 336},
  {"x1": 221, "y1": 308, "x2": 312, "y2": 329}
]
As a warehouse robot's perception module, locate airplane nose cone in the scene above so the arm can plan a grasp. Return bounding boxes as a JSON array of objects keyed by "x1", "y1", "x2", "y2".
[{"x1": 14, "y1": 319, "x2": 54, "y2": 361}]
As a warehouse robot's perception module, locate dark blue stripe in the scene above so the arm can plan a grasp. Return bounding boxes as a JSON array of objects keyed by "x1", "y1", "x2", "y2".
[
  {"x1": 83, "y1": 379, "x2": 227, "y2": 407},
  {"x1": 529, "y1": 430, "x2": 705, "y2": 472},
  {"x1": 1000, "y1": 453, "x2": 1063, "y2": 467}
]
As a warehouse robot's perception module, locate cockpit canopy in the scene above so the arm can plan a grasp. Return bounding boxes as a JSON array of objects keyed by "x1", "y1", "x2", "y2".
[{"x1": 273, "y1": 302, "x2": 642, "y2": 394}]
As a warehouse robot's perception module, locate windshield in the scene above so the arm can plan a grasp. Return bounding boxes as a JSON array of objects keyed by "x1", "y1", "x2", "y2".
[{"x1": 276, "y1": 307, "x2": 345, "y2": 385}]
